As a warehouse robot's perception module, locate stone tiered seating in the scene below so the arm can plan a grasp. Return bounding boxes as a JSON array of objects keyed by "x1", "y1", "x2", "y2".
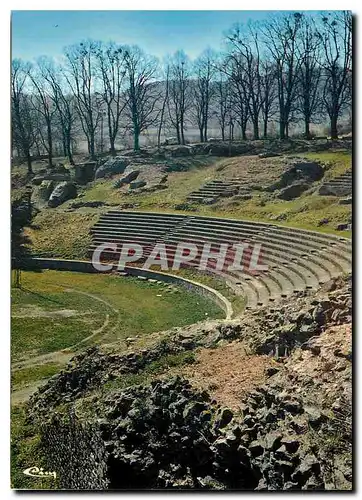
[
  {"x1": 319, "y1": 170, "x2": 352, "y2": 196},
  {"x1": 187, "y1": 179, "x2": 250, "y2": 204},
  {"x1": 90, "y1": 211, "x2": 188, "y2": 259},
  {"x1": 89, "y1": 211, "x2": 352, "y2": 310}
]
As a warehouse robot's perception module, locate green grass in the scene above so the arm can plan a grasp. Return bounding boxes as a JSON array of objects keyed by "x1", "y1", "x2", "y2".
[
  {"x1": 205, "y1": 192, "x2": 351, "y2": 237},
  {"x1": 11, "y1": 406, "x2": 55, "y2": 490},
  {"x1": 11, "y1": 270, "x2": 223, "y2": 363},
  {"x1": 165, "y1": 267, "x2": 246, "y2": 315},
  {"x1": 12, "y1": 363, "x2": 63, "y2": 389},
  {"x1": 184, "y1": 150, "x2": 352, "y2": 237},
  {"x1": 80, "y1": 156, "x2": 220, "y2": 207},
  {"x1": 27, "y1": 211, "x2": 98, "y2": 260},
  {"x1": 295, "y1": 150, "x2": 351, "y2": 179}
]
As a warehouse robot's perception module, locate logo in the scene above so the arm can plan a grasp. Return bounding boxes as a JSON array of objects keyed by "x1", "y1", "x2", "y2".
[
  {"x1": 23, "y1": 466, "x2": 57, "y2": 479},
  {"x1": 92, "y1": 240, "x2": 268, "y2": 274}
]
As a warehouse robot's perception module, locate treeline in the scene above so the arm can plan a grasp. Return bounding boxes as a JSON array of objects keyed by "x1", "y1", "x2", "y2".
[{"x1": 11, "y1": 11, "x2": 352, "y2": 173}]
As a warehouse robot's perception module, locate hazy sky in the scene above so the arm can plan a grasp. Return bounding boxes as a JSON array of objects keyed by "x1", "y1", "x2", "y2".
[{"x1": 11, "y1": 10, "x2": 308, "y2": 61}]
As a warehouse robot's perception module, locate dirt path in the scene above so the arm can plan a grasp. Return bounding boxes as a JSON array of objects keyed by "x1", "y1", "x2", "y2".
[
  {"x1": 12, "y1": 288, "x2": 121, "y2": 403},
  {"x1": 11, "y1": 381, "x2": 48, "y2": 405}
]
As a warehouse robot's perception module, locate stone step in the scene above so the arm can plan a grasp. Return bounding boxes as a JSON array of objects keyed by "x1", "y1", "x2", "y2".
[
  {"x1": 97, "y1": 212, "x2": 351, "y2": 252},
  {"x1": 167, "y1": 223, "x2": 345, "y2": 265},
  {"x1": 159, "y1": 238, "x2": 323, "y2": 288},
  {"x1": 191, "y1": 188, "x2": 237, "y2": 194},
  {"x1": 92, "y1": 226, "x2": 169, "y2": 236},
  {"x1": 89, "y1": 212, "x2": 351, "y2": 309},
  {"x1": 164, "y1": 232, "x2": 337, "y2": 283},
  {"x1": 181, "y1": 222, "x2": 327, "y2": 251},
  {"x1": 100, "y1": 214, "x2": 186, "y2": 224}
]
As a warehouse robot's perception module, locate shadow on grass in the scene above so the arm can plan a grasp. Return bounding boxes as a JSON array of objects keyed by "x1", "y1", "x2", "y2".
[{"x1": 17, "y1": 287, "x2": 65, "y2": 306}]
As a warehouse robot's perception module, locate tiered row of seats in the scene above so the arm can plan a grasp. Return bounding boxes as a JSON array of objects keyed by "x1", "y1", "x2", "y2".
[
  {"x1": 89, "y1": 211, "x2": 352, "y2": 310},
  {"x1": 319, "y1": 170, "x2": 352, "y2": 196},
  {"x1": 186, "y1": 179, "x2": 250, "y2": 203}
]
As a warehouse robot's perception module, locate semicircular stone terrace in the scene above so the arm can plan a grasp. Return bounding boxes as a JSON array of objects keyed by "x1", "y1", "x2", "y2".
[{"x1": 89, "y1": 211, "x2": 352, "y2": 310}]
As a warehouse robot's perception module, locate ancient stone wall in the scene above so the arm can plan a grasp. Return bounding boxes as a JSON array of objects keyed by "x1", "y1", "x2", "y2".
[{"x1": 41, "y1": 412, "x2": 109, "y2": 490}]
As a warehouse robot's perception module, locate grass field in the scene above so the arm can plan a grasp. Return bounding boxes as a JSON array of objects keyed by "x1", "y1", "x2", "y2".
[{"x1": 11, "y1": 270, "x2": 223, "y2": 384}]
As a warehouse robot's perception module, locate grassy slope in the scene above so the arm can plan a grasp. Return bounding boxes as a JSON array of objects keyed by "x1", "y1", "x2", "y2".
[
  {"x1": 27, "y1": 211, "x2": 98, "y2": 260},
  {"x1": 25, "y1": 151, "x2": 351, "y2": 263},
  {"x1": 81, "y1": 158, "x2": 219, "y2": 206}
]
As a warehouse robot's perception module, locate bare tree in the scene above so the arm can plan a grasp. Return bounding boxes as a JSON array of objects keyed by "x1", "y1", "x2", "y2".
[
  {"x1": 11, "y1": 59, "x2": 36, "y2": 174},
  {"x1": 222, "y1": 54, "x2": 250, "y2": 140},
  {"x1": 214, "y1": 68, "x2": 231, "y2": 141},
  {"x1": 226, "y1": 24, "x2": 263, "y2": 139},
  {"x1": 157, "y1": 63, "x2": 170, "y2": 148},
  {"x1": 168, "y1": 51, "x2": 192, "y2": 144},
  {"x1": 262, "y1": 13, "x2": 303, "y2": 139},
  {"x1": 319, "y1": 11, "x2": 352, "y2": 139},
  {"x1": 193, "y1": 49, "x2": 216, "y2": 142},
  {"x1": 94, "y1": 41, "x2": 127, "y2": 156},
  {"x1": 28, "y1": 58, "x2": 60, "y2": 168},
  {"x1": 37, "y1": 58, "x2": 78, "y2": 165},
  {"x1": 123, "y1": 45, "x2": 160, "y2": 151},
  {"x1": 295, "y1": 17, "x2": 323, "y2": 138},
  {"x1": 63, "y1": 40, "x2": 101, "y2": 159},
  {"x1": 260, "y1": 59, "x2": 278, "y2": 138}
]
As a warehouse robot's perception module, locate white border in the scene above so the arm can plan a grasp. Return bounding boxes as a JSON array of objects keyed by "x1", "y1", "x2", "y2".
[{"x1": 2, "y1": 3, "x2": 360, "y2": 498}]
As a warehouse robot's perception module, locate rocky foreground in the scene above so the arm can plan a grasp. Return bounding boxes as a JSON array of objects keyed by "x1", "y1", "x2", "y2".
[{"x1": 28, "y1": 275, "x2": 352, "y2": 490}]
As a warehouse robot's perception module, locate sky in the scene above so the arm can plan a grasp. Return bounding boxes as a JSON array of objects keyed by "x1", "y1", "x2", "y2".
[{"x1": 11, "y1": 10, "x2": 307, "y2": 61}]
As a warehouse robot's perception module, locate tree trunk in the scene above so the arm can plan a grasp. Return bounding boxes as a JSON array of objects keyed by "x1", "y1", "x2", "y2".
[
  {"x1": 67, "y1": 147, "x2": 74, "y2": 165},
  {"x1": 158, "y1": 69, "x2": 169, "y2": 149},
  {"x1": 134, "y1": 129, "x2": 140, "y2": 151},
  {"x1": 221, "y1": 125, "x2": 225, "y2": 141},
  {"x1": 304, "y1": 119, "x2": 311, "y2": 140},
  {"x1": 66, "y1": 133, "x2": 74, "y2": 165},
  {"x1": 176, "y1": 124, "x2": 181, "y2": 145},
  {"x1": 26, "y1": 153, "x2": 33, "y2": 175},
  {"x1": 263, "y1": 118, "x2": 268, "y2": 138},
  {"x1": 285, "y1": 122, "x2": 289, "y2": 139},
  {"x1": 109, "y1": 138, "x2": 116, "y2": 156},
  {"x1": 89, "y1": 135, "x2": 96, "y2": 159},
  {"x1": 228, "y1": 122, "x2": 232, "y2": 157},
  {"x1": 253, "y1": 120, "x2": 259, "y2": 140},
  {"x1": 47, "y1": 123, "x2": 53, "y2": 168},
  {"x1": 13, "y1": 269, "x2": 21, "y2": 288},
  {"x1": 279, "y1": 120, "x2": 285, "y2": 140},
  {"x1": 199, "y1": 129, "x2": 204, "y2": 142},
  {"x1": 330, "y1": 114, "x2": 338, "y2": 140}
]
